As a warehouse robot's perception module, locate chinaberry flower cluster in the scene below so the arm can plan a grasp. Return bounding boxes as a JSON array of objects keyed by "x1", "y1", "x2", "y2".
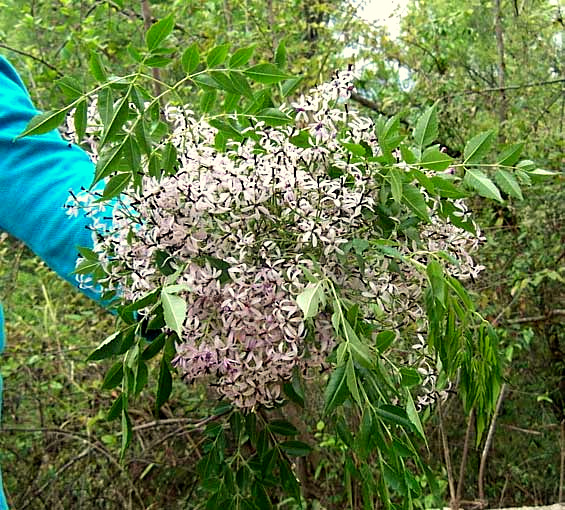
[{"x1": 66, "y1": 71, "x2": 484, "y2": 409}]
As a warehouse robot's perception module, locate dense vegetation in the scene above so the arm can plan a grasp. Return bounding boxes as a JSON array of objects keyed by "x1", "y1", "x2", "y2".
[{"x1": 0, "y1": 0, "x2": 563, "y2": 508}]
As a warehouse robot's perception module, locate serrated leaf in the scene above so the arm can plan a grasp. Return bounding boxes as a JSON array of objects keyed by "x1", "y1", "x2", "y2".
[
  {"x1": 93, "y1": 141, "x2": 126, "y2": 184},
  {"x1": 497, "y1": 142, "x2": 524, "y2": 167},
  {"x1": 529, "y1": 168, "x2": 558, "y2": 176},
  {"x1": 296, "y1": 281, "x2": 324, "y2": 319},
  {"x1": 375, "y1": 405, "x2": 413, "y2": 429},
  {"x1": 89, "y1": 51, "x2": 107, "y2": 82},
  {"x1": 281, "y1": 77, "x2": 303, "y2": 98},
  {"x1": 516, "y1": 159, "x2": 536, "y2": 171},
  {"x1": 74, "y1": 99, "x2": 87, "y2": 142},
  {"x1": 341, "y1": 142, "x2": 366, "y2": 157},
  {"x1": 243, "y1": 63, "x2": 293, "y2": 84},
  {"x1": 162, "y1": 142, "x2": 178, "y2": 174},
  {"x1": 388, "y1": 167, "x2": 403, "y2": 203},
  {"x1": 200, "y1": 89, "x2": 217, "y2": 113},
  {"x1": 101, "y1": 362, "x2": 124, "y2": 390},
  {"x1": 430, "y1": 176, "x2": 468, "y2": 198},
  {"x1": 406, "y1": 392, "x2": 426, "y2": 441},
  {"x1": 97, "y1": 88, "x2": 113, "y2": 127},
  {"x1": 103, "y1": 172, "x2": 131, "y2": 200},
  {"x1": 413, "y1": 106, "x2": 438, "y2": 148},
  {"x1": 120, "y1": 409, "x2": 132, "y2": 459},
  {"x1": 515, "y1": 169, "x2": 531, "y2": 185},
  {"x1": 376, "y1": 331, "x2": 395, "y2": 352},
  {"x1": 145, "y1": 55, "x2": 172, "y2": 68},
  {"x1": 100, "y1": 94, "x2": 130, "y2": 146},
  {"x1": 87, "y1": 331, "x2": 122, "y2": 361},
  {"x1": 229, "y1": 71, "x2": 253, "y2": 99},
  {"x1": 402, "y1": 184, "x2": 430, "y2": 221},
  {"x1": 17, "y1": 108, "x2": 69, "y2": 138},
  {"x1": 420, "y1": 146, "x2": 454, "y2": 171},
  {"x1": 324, "y1": 364, "x2": 348, "y2": 414},
  {"x1": 268, "y1": 420, "x2": 298, "y2": 436},
  {"x1": 161, "y1": 291, "x2": 186, "y2": 338},
  {"x1": 275, "y1": 39, "x2": 287, "y2": 68},
  {"x1": 494, "y1": 169, "x2": 523, "y2": 199},
  {"x1": 255, "y1": 107, "x2": 291, "y2": 126},
  {"x1": 464, "y1": 168, "x2": 503, "y2": 202},
  {"x1": 146, "y1": 14, "x2": 175, "y2": 51},
  {"x1": 155, "y1": 356, "x2": 172, "y2": 412},
  {"x1": 56, "y1": 76, "x2": 83, "y2": 101},
  {"x1": 207, "y1": 43, "x2": 230, "y2": 67},
  {"x1": 192, "y1": 73, "x2": 220, "y2": 90},
  {"x1": 464, "y1": 130, "x2": 494, "y2": 164},
  {"x1": 280, "y1": 440, "x2": 312, "y2": 457},
  {"x1": 229, "y1": 45, "x2": 255, "y2": 68},
  {"x1": 346, "y1": 358, "x2": 361, "y2": 404},
  {"x1": 210, "y1": 71, "x2": 239, "y2": 94},
  {"x1": 181, "y1": 43, "x2": 200, "y2": 74},
  {"x1": 106, "y1": 394, "x2": 123, "y2": 421}
]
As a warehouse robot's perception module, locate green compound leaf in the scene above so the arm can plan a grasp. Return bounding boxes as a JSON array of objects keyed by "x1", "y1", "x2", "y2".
[
  {"x1": 494, "y1": 169, "x2": 523, "y2": 200},
  {"x1": 155, "y1": 356, "x2": 172, "y2": 413},
  {"x1": 388, "y1": 167, "x2": 404, "y2": 203},
  {"x1": 200, "y1": 89, "x2": 217, "y2": 113},
  {"x1": 207, "y1": 43, "x2": 231, "y2": 68},
  {"x1": 145, "y1": 14, "x2": 175, "y2": 51},
  {"x1": 324, "y1": 364, "x2": 349, "y2": 414},
  {"x1": 74, "y1": 99, "x2": 87, "y2": 142},
  {"x1": 497, "y1": 142, "x2": 524, "y2": 167},
  {"x1": 413, "y1": 105, "x2": 438, "y2": 148},
  {"x1": 268, "y1": 420, "x2": 299, "y2": 436},
  {"x1": 87, "y1": 331, "x2": 122, "y2": 361},
  {"x1": 101, "y1": 361, "x2": 124, "y2": 390},
  {"x1": 161, "y1": 290, "x2": 186, "y2": 338},
  {"x1": 181, "y1": 43, "x2": 200, "y2": 74},
  {"x1": 89, "y1": 51, "x2": 107, "y2": 82},
  {"x1": 17, "y1": 108, "x2": 69, "y2": 138},
  {"x1": 243, "y1": 63, "x2": 293, "y2": 84},
  {"x1": 102, "y1": 172, "x2": 131, "y2": 200},
  {"x1": 296, "y1": 281, "x2": 325, "y2": 319},
  {"x1": 280, "y1": 440, "x2": 312, "y2": 457},
  {"x1": 464, "y1": 168, "x2": 503, "y2": 202},
  {"x1": 402, "y1": 183, "x2": 430, "y2": 222},
  {"x1": 464, "y1": 130, "x2": 494, "y2": 165},
  {"x1": 229, "y1": 45, "x2": 255, "y2": 68},
  {"x1": 56, "y1": 76, "x2": 83, "y2": 101},
  {"x1": 420, "y1": 146, "x2": 454, "y2": 171},
  {"x1": 255, "y1": 107, "x2": 292, "y2": 126}
]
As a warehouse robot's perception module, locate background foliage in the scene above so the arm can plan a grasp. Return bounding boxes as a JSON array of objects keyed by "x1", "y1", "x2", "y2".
[{"x1": 0, "y1": 0, "x2": 563, "y2": 508}]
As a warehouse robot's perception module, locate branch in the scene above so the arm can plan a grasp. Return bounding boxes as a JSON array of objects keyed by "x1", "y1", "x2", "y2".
[
  {"x1": 350, "y1": 91, "x2": 390, "y2": 117},
  {"x1": 478, "y1": 383, "x2": 507, "y2": 508},
  {"x1": 455, "y1": 408, "x2": 475, "y2": 508},
  {"x1": 506, "y1": 309, "x2": 565, "y2": 324},
  {"x1": 0, "y1": 43, "x2": 62, "y2": 76},
  {"x1": 440, "y1": 78, "x2": 565, "y2": 101}
]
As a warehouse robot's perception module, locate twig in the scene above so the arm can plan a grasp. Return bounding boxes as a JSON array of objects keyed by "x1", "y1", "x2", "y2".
[
  {"x1": 440, "y1": 78, "x2": 565, "y2": 100},
  {"x1": 500, "y1": 423, "x2": 543, "y2": 436},
  {"x1": 19, "y1": 447, "x2": 93, "y2": 510},
  {"x1": 2, "y1": 426, "x2": 144, "y2": 507},
  {"x1": 506, "y1": 309, "x2": 565, "y2": 324},
  {"x1": 0, "y1": 43, "x2": 62, "y2": 76},
  {"x1": 478, "y1": 383, "x2": 507, "y2": 508},
  {"x1": 455, "y1": 408, "x2": 475, "y2": 509},
  {"x1": 437, "y1": 400, "x2": 456, "y2": 508}
]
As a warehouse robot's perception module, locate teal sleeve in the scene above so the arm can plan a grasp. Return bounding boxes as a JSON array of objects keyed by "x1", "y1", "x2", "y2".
[{"x1": 0, "y1": 56, "x2": 101, "y2": 303}]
